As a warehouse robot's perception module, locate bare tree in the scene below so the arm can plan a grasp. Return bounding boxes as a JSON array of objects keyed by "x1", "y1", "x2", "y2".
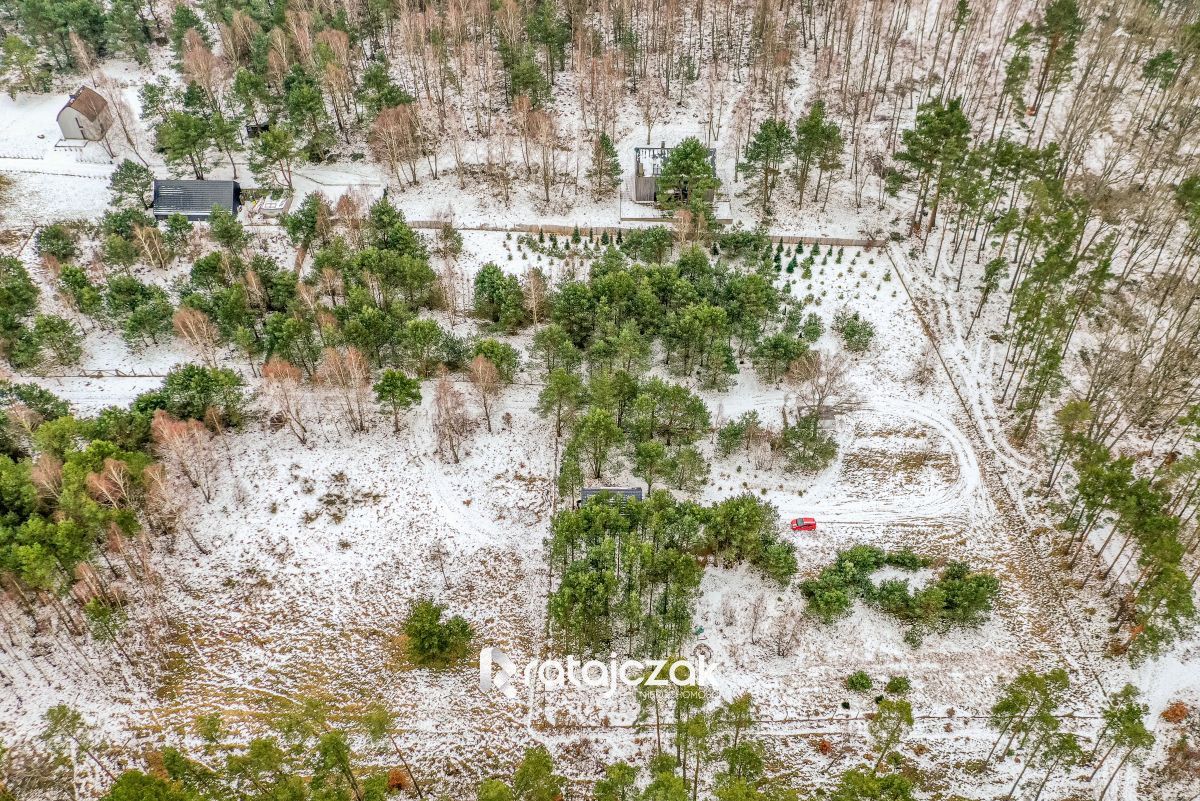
[
  {"x1": 523, "y1": 267, "x2": 548, "y2": 325},
  {"x1": 151, "y1": 411, "x2": 218, "y2": 503},
  {"x1": 316, "y1": 28, "x2": 355, "y2": 143},
  {"x1": 577, "y1": 47, "x2": 621, "y2": 139},
  {"x1": 673, "y1": 207, "x2": 707, "y2": 248},
  {"x1": 702, "y1": 60, "x2": 728, "y2": 146},
  {"x1": 68, "y1": 32, "x2": 99, "y2": 89},
  {"x1": 173, "y1": 307, "x2": 219, "y2": 367},
  {"x1": 262, "y1": 358, "x2": 311, "y2": 444},
  {"x1": 438, "y1": 258, "x2": 461, "y2": 326},
  {"x1": 468, "y1": 355, "x2": 501, "y2": 433},
  {"x1": 532, "y1": 109, "x2": 559, "y2": 203},
  {"x1": 94, "y1": 73, "x2": 148, "y2": 165},
  {"x1": 445, "y1": 106, "x2": 468, "y2": 188},
  {"x1": 370, "y1": 105, "x2": 424, "y2": 186},
  {"x1": 418, "y1": 100, "x2": 440, "y2": 178},
  {"x1": 487, "y1": 118, "x2": 515, "y2": 206},
  {"x1": 284, "y1": 9, "x2": 315, "y2": 69},
  {"x1": 769, "y1": 601, "x2": 804, "y2": 657},
  {"x1": 85, "y1": 458, "x2": 133, "y2": 508},
  {"x1": 140, "y1": 463, "x2": 197, "y2": 551},
  {"x1": 431, "y1": 541, "x2": 450, "y2": 585},
  {"x1": 747, "y1": 593, "x2": 767, "y2": 645},
  {"x1": 266, "y1": 28, "x2": 291, "y2": 88},
  {"x1": 512, "y1": 94, "x2": 535, "y2": 175},
  {"x1": 223, "y1": 10, "x2": 262, "y2": 69},
  {"x1": 433, "y1": 367, "x2": 473, "y2": 463},
  {"x1": 789, "y1": 350, "x2": 853, "y2": 420},
  {"x1": 636, "y1": 79, "x2": 669, "y2": 145},
  {"x1": 132, "y1": 224, "x2": 170, "y2": 269},
  {"x1": 181, "y1": 30, "x2": 226, "y2": 110},
  {"x1": 316, "y1": 347, "x2": 372, "y2": 433},
  {"x1": 335, "y1": 190, "x2": 368, "y2": 249},
  {"x1": 29, "y1": 453, "x2": 63, "y2": 504},
  {"x1": 909, "y1": 339, "x2": 939, "y2": 389}
]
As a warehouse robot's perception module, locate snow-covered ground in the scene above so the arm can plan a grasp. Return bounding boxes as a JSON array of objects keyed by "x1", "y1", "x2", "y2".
[
  {"x1": 1, "y1": 48, "x2": 1197, "y2": 800},
  {"x1": 2, "y1": 228, "x2": 1186, "y2": 800}
]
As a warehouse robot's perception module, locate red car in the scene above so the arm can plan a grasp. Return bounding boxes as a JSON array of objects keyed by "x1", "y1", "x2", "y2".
[{"x1": 790, "y1": 517, "x2": 817, "y2": 532}]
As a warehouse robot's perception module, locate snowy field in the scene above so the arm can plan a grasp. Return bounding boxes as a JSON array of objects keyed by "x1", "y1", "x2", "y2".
[
  {"x1": 1, "y1": 230, "x2": 1176, "y2": 799},
  {"x1": 0, "y1": 27, "x2": 1197, "y2": 795}
]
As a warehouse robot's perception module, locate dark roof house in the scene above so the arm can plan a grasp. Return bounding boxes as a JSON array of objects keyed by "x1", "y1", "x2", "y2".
[
  {"x1": 57, "y1": 87, "x2": 111, "y2": 141},
  {"x1": 152, "y1": 180, "x2": 241, "y2": 220}
]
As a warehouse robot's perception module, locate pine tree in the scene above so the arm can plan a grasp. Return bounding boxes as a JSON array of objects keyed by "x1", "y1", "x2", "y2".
[
  {"x1": 658, "y1": 137, "x2": 720, "y2": 215},
  {"x1": 156, "y1": 111, "x2": 212, "y2": 179},
  {"x1": 571, "y1": 407, "x2": 623, "y2": 478},
  {"x1": 594, "y1": 762, "x2": 639, "y2": 801},
  {"x1": 537, "y1": 368, "x2": 585, "y2": 438},
  {"x1": 109, "y1": 160, "x2": 154, "y2": 209},
  {"x1": 525, "y1": 0, "x2": 570, "y2": 84},
  {"x1": 105, "y1": 0, "x2": 150, "y2": 64},
  {"x1": 530, "y1": 324, "x2": 582, "y2": 378},
  {"x1": 1032, "y1": 0, "x2": 1084, "y2": 113},
  {"x1": 633, "y1": 440, "x2": 668, "y2": 491},
  {"x1": 588, "y1": 133, "x2": 622, "y2": 197},
  {"x1": 1088, "y1": 684, "x2": 1154, "y2": 801},
  {"x1": 792, "y1": 101, "x2": 843, "y2": 209},
  {"x1": 868, "y1": 699, "x2": 913, "y2": 772},
  {"x1": 1, "y1": 35, "x2": 46, "y2": 94},
  {"x1": 402, "y1": 599, "x2": 474, "y2": 666},
  {"x1": 373, "y1": 370, "x2": 421, "y2": 432},
  {"x1": 893, "y1": 97, "x2": 971, "y2": 233},
  {"x1": 984, "y1": 668, "x2": 1069, "y2": 768},
  {"x1": 740, "y1": 119, "x2": 793, "y2": 217},
  {"x1": 250, "y1": 126, "x2": 299, "y2": 189}
]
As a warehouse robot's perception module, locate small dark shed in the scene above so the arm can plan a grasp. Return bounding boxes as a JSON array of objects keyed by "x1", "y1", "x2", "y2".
[
  {"x1": 152, "y1": 180, "x2": 241, "y2": 220},
  {"x1": 580, "y1": 487, "x2": 644, "y2": 507}
]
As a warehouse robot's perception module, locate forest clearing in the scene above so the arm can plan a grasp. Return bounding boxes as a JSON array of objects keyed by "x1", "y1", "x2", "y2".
[{"x1": 1, "y1": 0, "x2": 1199, "y2": 800}]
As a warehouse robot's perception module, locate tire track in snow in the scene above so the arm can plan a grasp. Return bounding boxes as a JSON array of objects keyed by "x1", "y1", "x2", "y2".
[
  {"x1": 746, "y1": 394, "x2": 985, "y2": 526},
  {"x1": 885, "y1": 247, "x2": 1039, "y2": 487},
  {"x1": 811, "y1": 397, "x2": 984, "y2": 525},
  {"x1": 886, "y1": 244, "x2": 1108, "y2": 695}
]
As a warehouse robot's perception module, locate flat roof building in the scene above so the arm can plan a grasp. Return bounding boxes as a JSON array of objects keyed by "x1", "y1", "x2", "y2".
[
  {"x1": 152, "y1": 180, "x2": 241, "y2": 220},
  {"x1": 632, "y1": 143, "x2": 717, "y2": 203},
  {"x1": 580, "y1": 487, "x2": 644, "y2": 507}
]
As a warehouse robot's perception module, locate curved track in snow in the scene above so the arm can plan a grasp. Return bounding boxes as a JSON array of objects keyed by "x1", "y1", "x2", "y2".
[{"x1": 752, "y1": 395, "x2": 986, "y2": 528}]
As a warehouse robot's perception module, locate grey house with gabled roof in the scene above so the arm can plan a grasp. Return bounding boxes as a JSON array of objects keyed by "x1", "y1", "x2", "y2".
[{"x1": 152, "y1": 180, "x2": 241, "y2": 220}]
